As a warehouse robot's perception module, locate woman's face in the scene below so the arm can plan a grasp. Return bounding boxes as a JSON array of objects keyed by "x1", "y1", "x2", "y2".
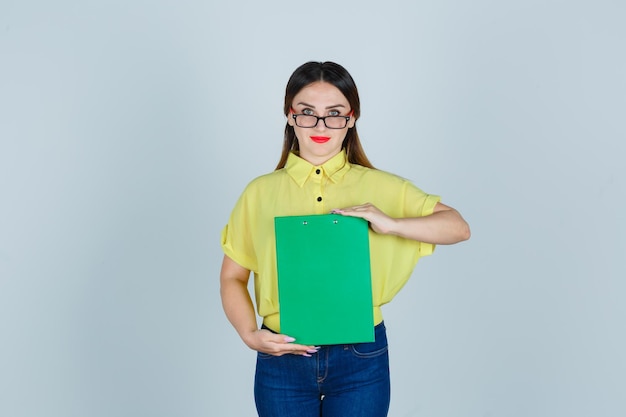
[{"x1": 287, "y1": 81, "x2": 356, "y2": 166}]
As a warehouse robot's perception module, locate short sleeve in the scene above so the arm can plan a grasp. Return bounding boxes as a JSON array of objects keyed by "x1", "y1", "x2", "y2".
[
  {"x1": 220, "y1": 188, "x2": 258, "y2": 272},
  {"x1": 402, "y1": 181, "x2": 441, "y2": 256}
]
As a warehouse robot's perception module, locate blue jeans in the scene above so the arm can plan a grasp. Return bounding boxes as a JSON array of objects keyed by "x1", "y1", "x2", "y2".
[{"x1": 254, "y1": 322, "x2": 390, "y2": 417}]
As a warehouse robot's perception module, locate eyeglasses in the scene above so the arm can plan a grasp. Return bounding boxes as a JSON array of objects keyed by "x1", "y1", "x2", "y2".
[{"x1": 291, "y1": 110, "x2": 353, "y2": 129}]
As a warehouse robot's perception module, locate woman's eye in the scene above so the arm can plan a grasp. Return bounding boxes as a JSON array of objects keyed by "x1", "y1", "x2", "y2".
[
  {"x1": 302, "y1": 109, "x2": 314, "y2": 115},
  {"x1": 328, "y1": 110, "x2": 340, "y2": 116}
]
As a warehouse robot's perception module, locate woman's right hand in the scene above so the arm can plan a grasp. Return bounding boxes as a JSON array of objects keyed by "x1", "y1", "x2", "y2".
[
  {"x1": 243, "y1": 328, "x2": 319, "y2": 357},
  {"x1": 220, "y1": 255, "x2": 319, "y2": 357}
]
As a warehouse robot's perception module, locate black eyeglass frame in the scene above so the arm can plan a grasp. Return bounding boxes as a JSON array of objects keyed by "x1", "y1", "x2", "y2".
[{"x1": 291, "y1": 113, "x2": 352, "y2": 129}]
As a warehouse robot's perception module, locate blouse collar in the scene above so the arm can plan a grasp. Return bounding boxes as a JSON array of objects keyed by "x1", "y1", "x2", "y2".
[{"x1": 285, "y1": 150, "x2": 351, "y2": 187}]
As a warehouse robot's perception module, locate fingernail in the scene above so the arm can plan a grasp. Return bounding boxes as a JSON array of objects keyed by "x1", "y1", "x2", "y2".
[
  {"x1": 302, "y1": 353, "x2": 312, "y2": 357},
  {"x1": 306, "y1": 349, "x2": 318, "y2": 354},
  {"x1": 284, "y1": 336, "x2": 296, "y2": 343}
]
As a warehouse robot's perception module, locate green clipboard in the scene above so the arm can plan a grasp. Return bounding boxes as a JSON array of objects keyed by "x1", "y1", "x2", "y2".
[{"x1": 274, "y1": 213, "x2": 374, "y2": 345}]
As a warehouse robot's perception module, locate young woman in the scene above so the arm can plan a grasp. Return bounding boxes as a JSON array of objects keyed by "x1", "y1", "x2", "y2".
[{"x1": 220, "y1": 61, "x2": 470, "y2": 417}]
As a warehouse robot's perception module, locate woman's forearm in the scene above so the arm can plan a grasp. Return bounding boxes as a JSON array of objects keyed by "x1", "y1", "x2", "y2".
[
  {"x1": 219, "y1": 255, "x2": 317, "y2": 355},
  {"x1": 333, "y1": 202, "x2": 470, "y2": 245},
  {"x1": 387, "y1": 208, "x2": 471, "y2": 244},
  {"x1": 220, "y1": 256, "x2": 257, "y2": 347}
]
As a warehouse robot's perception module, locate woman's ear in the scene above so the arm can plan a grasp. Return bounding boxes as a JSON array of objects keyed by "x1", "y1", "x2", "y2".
[
  {"x1": 347, "y1": 112, "x2": 356, "y2": 128},
  {"x1": 286, "y1": 109, "x2": 295, "y2": 127}
]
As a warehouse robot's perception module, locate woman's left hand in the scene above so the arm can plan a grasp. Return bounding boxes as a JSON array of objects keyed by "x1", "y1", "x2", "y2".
[
  {"x1": 331, "y1": 203, "x2": 395, "y2": 235},
  {"x1": 332, "y1": 202, "x2": 471, "y2": 244}
]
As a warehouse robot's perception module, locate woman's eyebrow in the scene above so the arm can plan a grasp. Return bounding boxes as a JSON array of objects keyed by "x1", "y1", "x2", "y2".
[{"x1": 294, "y1": 102, "x2": 346, "y2": 109}]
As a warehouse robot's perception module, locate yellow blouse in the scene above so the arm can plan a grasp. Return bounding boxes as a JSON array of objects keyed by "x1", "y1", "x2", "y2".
[{"x1": 221, "y1": 150, "x2": 441, "y2": 331}]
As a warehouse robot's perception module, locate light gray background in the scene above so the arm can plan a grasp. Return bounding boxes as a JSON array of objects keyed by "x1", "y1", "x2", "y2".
[{"x1": 1, "y1": 1, "x2": 624, "y2": 416}]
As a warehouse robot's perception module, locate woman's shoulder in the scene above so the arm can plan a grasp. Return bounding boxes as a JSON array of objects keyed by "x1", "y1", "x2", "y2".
[
  {"x1": 350, "y1": 164, "x2": 432, "y2": 201},
  {"x1": 350, "y1": 164, "x2": 411, "y2": 185},
  {"x1": 242, "y1": 168, "x2": 288, "y2": 192}
]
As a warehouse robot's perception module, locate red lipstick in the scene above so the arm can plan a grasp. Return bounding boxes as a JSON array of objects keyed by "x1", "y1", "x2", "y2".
[{"x1": 311, "y1": 136, "x2": 331, "y2": 143}]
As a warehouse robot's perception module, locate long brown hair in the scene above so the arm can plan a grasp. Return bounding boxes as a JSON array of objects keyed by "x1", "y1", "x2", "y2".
[{"x1": 275, "y1": 61, "x2": 375, "y2": 170}]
